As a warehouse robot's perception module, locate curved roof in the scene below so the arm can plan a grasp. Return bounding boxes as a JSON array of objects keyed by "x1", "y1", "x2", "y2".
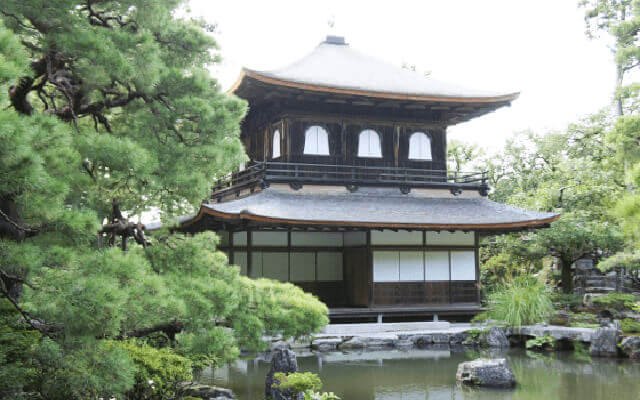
[
  {"x1": 231, "y1": 36, "x2": 519, "y2": 103},
  {"x1": 183, "y1": 187, "x2": 558, "y2": 231}
]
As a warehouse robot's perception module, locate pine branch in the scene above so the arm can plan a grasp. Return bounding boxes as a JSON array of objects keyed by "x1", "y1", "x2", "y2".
[
  {"x1": 0, "y1": 270, "x2": 57, "y2": 339},
  {"x1": 123, "y1": 319, "x2": 184, "y2": 341}
]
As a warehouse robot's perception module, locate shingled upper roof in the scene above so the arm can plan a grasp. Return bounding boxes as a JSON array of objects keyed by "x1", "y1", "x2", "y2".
[
  {"x1": 231, "y1": 36, "x2": 520, "y2": 103},
  {"x1": 178, "y1": 186, "x2": 558, "y2": 231}
]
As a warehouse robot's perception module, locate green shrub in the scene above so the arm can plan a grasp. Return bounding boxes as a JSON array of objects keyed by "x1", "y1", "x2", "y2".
[
  {"x1": 109, "y1": 340, "x2": 193, "y2": 400},
  {"x1": 465, "y1": 329, "x2": 485, "y2": 339},
  {"x1": 526, "y1": 335, "x2": 557, "y2": 351},
  {"x1": 471, "y1": 312, "x2": 488, "y2": 324},
  {"x1": 621, "y1": 318, "x2": 640, "y2": 334},
  {"x1": 274, "y1": 372, "x2": 322, "y2": 393},
  {"x1": 568, "y1": 312, "x2": 599, "y2": 328},
  {"x1": 591, "y1": 293, "x2": 638, "y2": 311},
  {"x1": 551, "y1": 293, "x2": 583, "y2": 310},
  {"x1": 273, "y1": 372, "x2": 340, "y2": 400},
  {"x1": 487, "y1": 276, "x2": 553, "y2": 327}
]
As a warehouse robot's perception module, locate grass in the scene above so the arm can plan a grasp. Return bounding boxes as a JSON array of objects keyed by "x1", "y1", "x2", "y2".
[
  {"x1": 486, "y1": 275, "x2": 554, "y2": 327},
  {"x1": 621, "y1": 318, "x2": 640, "y2": 334}
]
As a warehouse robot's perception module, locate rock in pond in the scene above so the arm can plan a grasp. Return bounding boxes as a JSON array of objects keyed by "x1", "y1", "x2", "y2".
[
  {"x1": 310, "y1": 337, "x2": 342, "y2": 352},
  {"x1": 449, "y1": 332, "x2": 469, "y2": 345},
  {"x1": 589, "y1": 326, "x2": 619, "y2": 357},
  {"x1": 484, "y1": 327, "x2": 510, "y2": 348},
  {"x1": 182, "y1": 383, "x2": 235, "y2": 399},
  {"x1": 338, "y1": 336, "x2": 366, "y2": 350},
  {"x1": 265, "y1": 342, "x2": 301, "y2": 400},
  {"x1": 336, "y1": 336, "x2": 395, "y2": 350},
  {"x1": 456, "y1": 358, "x2": 516, "y2": 388},
  {"x1": 620, "y1": 336, "x2": 640, "y2": 359}
]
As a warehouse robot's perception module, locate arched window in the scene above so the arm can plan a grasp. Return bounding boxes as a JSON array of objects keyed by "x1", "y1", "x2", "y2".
[
  {"x1": 303, "y1": 125, "x2": 330, "y2": 155},
  {"x1": 358, "y1": 129, "x2": 382, "y2": 158},
  {"x1": 408, "y1": 132, "x2": 432, "y2": 160},
  {"x1": 272, "y1": 129, "x2": 281, "y2": 159}
]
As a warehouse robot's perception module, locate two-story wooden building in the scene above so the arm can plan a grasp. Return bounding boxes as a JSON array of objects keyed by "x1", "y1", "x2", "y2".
[{"x1": 175, "y1": 36, "x2": 559, "y2": 320}]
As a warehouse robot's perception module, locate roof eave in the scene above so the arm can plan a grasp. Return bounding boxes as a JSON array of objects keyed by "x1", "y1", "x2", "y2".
[
  {"x1": 230, "y1": 68, "x2": 520, "y2": 104},
  {"x1": 177, "y1": 205, "x2": 559, "y2": 232}
]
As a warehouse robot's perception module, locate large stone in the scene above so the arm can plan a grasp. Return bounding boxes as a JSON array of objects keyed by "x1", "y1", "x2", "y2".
[
  {"x1": 338, "y1": 336, "x2": 366, "y2": 350},
  {"x1": 336, "y1": 336, "x2": 395, "y2": 350},
  {"x1": 182, "y1": 384, "x2": 235, "y2": 399},
  {"x1": 484, "y1": 327, "x2": 509, "y2": 348},
  {"x1": 412, "y1": 333, "x2": 450, "y2": 346},
  {"x1": 449, "y1": 332, "x2": 469, "y2": 345},
  {"x1": 395, "y1": 339, "x2": 414, "y2": 349},
  {"x1": 456, "y1": 358, "x2": 516, "y2": 388},
  {"x1": 411, "y1": 334, "x2": 434, "y2": 346},
  {"x1": 265, "y1": 342, "x2": 300, "y2": 400},
  {"x1": 310, "y1": 338, "x2": 342, "y2": 352},
  {"x1": 509, "y1": 324, "x2": 594, "y2": 342},
  {"x1": 589, "y1": 327, "x2": 619, "y2": 357},
  {"x1": 620, "y1": 336, "x2": 640, "y2": 359},
  {"x1": 364, "y1": 337, "x2": 396, "y2": 349},
  {"x1": 431, "y1": 333, "x2": 451, "y2": 344}
]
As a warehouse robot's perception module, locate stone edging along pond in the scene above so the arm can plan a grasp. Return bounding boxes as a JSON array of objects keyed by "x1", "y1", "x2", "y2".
[{"x1": 297, "y1": 323, "x2": 640, "y2": 359}]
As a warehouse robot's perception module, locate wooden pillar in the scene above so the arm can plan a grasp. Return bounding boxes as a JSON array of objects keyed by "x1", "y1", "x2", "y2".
[
  {"x1": 367, "y1": 229, "x2": 373, "y2": 307},
  {"x1": 247, "y1": 229, "x2": 253, "y2": 278},
  {"x1": 228, "y1": 229, "x2": 234, "y2": 265},
  {"x1": 284, "y1": 118, "x2": 290, "y2": 162},
  {"x1": 393, "y1": 125, "x2": 400, "y2": 167},
  {"x1": 441, "y1": 127, "x2": 447, "y2": 169},
  {"x1": 448, "y1": 249, "x2": 452, "y2": 305},
  {"x1": 287, "y1": 229, "x2": 292, "y2": 282},
  {"x1": 341, "y1": 121, "x2": 347, "y2": 164},
  {"x1": 263, "y1": 127, "x2": 269, "y2": 161},
  {"x1": 474, "y1": 231, "x2": 481, "y2": 304},
  {"x1": 422, "y1": 230, "x2": 427, "y2": 282}
]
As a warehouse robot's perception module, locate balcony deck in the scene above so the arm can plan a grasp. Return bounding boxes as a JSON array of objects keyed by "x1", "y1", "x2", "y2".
[{"x1": 211, "y1": 161, "x2": 489, "y2": 201}]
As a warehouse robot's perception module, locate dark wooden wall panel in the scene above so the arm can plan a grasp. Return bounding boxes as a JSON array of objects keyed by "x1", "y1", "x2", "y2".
[
  {"x1": 372, "y1": 282, "x2": 478, "y2": 306},
  {"x1": 344, "y1": 248, "x2": 369, "y2": 307},
  {"x1": 294, "y1": 281, "x2": 346, "y2": 308},
  {"x1": 450, "y1": 281, "x2": 478, "y2": 303}
]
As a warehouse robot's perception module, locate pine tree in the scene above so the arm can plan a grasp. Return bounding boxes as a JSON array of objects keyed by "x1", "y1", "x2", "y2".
[{"x1": 0, "y1": 2, "x2": 328, "y2": 398}]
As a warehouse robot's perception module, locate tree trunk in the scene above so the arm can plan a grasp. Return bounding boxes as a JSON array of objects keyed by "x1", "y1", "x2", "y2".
[
  {"x1": 559, "y1": 256, "x2": 574, "y2": 294},
  {"x1": 616, "y1": 64, "x2": 624, "y2": 117}
]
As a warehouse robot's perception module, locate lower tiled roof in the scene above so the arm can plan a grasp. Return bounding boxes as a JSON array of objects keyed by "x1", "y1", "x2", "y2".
[{"x1": 193, "y1": 186, "x2": 558, "y2": 230}]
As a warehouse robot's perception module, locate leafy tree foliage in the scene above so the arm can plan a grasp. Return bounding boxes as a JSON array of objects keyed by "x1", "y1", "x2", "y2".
[
  {"x1": 476, "y1": 113, "x2": 625, "y2": 293},
  {"x1": 581, "y1": 0, "x2": 640, "y2": 115},
  {"x1": 447, "y1": 139, "x2": 484, "y2": 172},
  {"x1": 580, "y1": 1, "x2": 640, "y2": 275},
  {"x1": 0, "y1": 2, "x2": 328, "y2": 398}
]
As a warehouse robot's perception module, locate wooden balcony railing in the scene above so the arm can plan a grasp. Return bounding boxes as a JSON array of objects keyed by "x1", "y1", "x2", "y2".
[{"x1": 211, "y1": 161, "x2": 489, "y2": 201}]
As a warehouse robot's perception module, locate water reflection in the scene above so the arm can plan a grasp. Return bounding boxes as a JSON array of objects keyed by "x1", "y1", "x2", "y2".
[{"x1": 199, "y1": 346, "x2": 640, "y2": 400}]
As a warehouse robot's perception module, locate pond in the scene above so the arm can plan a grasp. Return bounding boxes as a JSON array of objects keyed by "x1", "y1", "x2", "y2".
[{"x1": 198, "y1": 346, "x2": 640, "y2": 400}]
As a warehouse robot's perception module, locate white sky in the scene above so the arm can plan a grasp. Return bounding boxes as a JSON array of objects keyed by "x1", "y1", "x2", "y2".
[{"x1": 187, "y1": 0, "x2": 616, "y2": 152}]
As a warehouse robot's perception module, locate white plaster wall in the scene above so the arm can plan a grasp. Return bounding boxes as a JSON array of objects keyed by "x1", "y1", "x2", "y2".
[
  {"x1": 371, "y1": 230, "x2": 422, "y2": 245},
  {"x1": 426, "y1": 231, "x2": 474, "y2": 246}
]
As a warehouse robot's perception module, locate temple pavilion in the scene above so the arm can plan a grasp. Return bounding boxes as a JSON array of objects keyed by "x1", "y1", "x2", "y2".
[{"x1": 173, "y1": 36, "x2": 558, "y2": 320}]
